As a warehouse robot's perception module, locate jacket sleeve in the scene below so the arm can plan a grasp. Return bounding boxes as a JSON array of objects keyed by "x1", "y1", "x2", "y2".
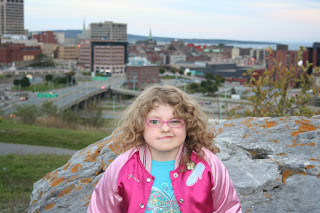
[
  {"x1": 203, "y1": 148, "x2": 242, "y2": 213},
  {"x1": 87, "y1": 162, "x2": 123, "y2": 213}
]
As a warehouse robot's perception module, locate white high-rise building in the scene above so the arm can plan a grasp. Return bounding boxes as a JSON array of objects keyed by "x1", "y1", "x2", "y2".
[{"x1": 0, "y1": 0, "x2": 24, "y2": 35}]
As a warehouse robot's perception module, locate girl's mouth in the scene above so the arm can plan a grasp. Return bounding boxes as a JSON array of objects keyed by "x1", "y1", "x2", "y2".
[{"x1": 160, "y1": 136, "x2": 173, "y2": 140}]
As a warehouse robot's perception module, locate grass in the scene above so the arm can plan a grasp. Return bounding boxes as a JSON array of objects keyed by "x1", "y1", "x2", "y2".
[
  {"x1": 0, "y1": 117, "x2": 118, "y2": 212},
  {"x1": 104, "y1": 102, "x2": 124, "y2": 106},
  {"x1": 12, "y1": 83, "x2": 66, "y2": 92},
  {"x1": 101, "y1": 102, "x2": 128, "y2": 111},
  {"x1": 100, "y1": 106, "x2": 128, "y2": 111},
  {"x1": 160, "y1": 76, "x2": 187, "y2": 80},
  {"x1": 0, "y1": 119, "x2": 110, "y2": 150},
  {"x1": 0, "y1": 154, "x2": 70, "y2": 212}
]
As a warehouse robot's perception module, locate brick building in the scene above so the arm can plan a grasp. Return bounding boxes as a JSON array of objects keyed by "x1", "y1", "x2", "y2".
[
  {"x1": 240, "y1": 48, "x2": 251, "y2": 56},
  {"x1": 186, "y1": 54, "x2": 210, "y2": 62},
  {"x1": 32, "y1": 31, "x2": 57, "y2": 44},
  {"x1": 223, "y1": 48, "x2": 233, "y2": 59},
  {"x1": 146, "y1": 52, "x2": 164, "y2": 64},
  {"x1": 127, "y1": 65, "x2": 159, "y2": 89},
  {"x1": 266, "y1": 44, "x2": 298, "y2": 72},
  {"x1": 0, "y1": 38, "x2": 41, "y2": 64}
]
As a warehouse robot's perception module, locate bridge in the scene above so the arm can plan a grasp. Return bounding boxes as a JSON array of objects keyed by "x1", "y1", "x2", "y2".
[
  {"x1": 2, "y1": 75, "x2": 250, "y2": 116},
  {"x1": 58, "y1": 87, "x2": 140, "y2": 111},
  {"x1": 55, "y1": 82, "x2": 251, "y2": 115}
]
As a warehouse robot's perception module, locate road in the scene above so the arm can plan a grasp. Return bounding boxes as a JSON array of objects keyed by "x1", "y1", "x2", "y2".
[
  {"x1": 0, "y1": 142, "x2": 77, "y2": 156},
  {"x1": 1, "y1": 75, "x2": 126, "y2": 115}
]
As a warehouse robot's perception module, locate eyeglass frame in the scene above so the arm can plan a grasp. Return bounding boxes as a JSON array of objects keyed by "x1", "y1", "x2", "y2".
[{"x1": 145, "y1": 118, "x2": 185, "y2": 128}]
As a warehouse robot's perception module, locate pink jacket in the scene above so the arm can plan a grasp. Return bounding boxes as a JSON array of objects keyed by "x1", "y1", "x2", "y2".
[{"x1": 87, "y1": 145, "x2": 242, "y2": 213}]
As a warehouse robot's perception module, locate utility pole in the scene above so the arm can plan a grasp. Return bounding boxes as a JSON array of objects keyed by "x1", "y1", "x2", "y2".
[
  {"x1": 217, "y1": 94, "x2": 220, "y2": 124},
  {"x1": 33, "y1": 79, "x2": 36, "y2": 92},
  {"x1": 53, "y1": 75, "x2": 55, "y2": 91},
  {"x1": 133, "y1": 76, "x2": 137, "y2": 91}
]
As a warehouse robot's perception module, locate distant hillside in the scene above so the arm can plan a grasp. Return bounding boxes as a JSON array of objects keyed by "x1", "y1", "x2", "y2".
[
  {"x1": 52, "y1": 30, "x2": 277, "y2": 46},
  {"x1": 127, "y1": 34, "x2": 277, "y2": 45},
  {"x1": 53, "y1": 30, "x2": 82, "y2": 39}
]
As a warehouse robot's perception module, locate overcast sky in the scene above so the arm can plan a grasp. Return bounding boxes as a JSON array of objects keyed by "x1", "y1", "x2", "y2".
[{"x1": 25, "y1": 0, "x2": 320, "y2": 43}]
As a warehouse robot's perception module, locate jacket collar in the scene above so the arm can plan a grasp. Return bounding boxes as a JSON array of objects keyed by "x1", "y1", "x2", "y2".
[{"x1": 137, "y1": 144, "x2": 184, "y2": 173}]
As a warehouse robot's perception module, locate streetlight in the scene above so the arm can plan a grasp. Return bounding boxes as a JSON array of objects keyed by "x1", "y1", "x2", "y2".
[
  {"x1": 53, "y1": 74, "x2": 56, "y2": 91},
  {"x1": 217, "y1": 94, "x2": 220, "y2": 124},
  {"x1": 33, "y1": 78, "x2": 36, "y2": 92},
  {"x1": 113, "y1": 95, "x2": 116, "y2": 112},
  {"x1": 86, "y1": 80, "x2": 89, "y2": 95},
  {"x1": 57, "y1": 96, "x2": 60, "y2": 113},
  {"x1": 133, "y1": 76, "x2": 137, "y2": 91}
]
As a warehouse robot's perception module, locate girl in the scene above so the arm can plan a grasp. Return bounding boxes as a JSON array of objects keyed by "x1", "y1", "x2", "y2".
[{"x1": 88, "y1": 85, "x2": 242, "y2": 213}]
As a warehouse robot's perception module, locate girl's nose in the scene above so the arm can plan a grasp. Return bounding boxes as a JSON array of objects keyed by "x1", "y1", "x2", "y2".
[{"x1": 160, "y1": 122, "x2": 171, "y2": 132}]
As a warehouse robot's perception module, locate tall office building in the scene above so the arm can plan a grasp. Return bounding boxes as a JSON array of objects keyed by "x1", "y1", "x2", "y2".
[
  {"x1": 303, "y1": 42, "x2": 320, "y2": 75},
  {"x1": 78, "y1": 40, "x2": 128, "y2": 76},
  {"x1": 0, "y1": 0, "x2": 24, "y2": 35},
  {"x1": 89, "y1": 21, "x2": 127, "y2": 41}
]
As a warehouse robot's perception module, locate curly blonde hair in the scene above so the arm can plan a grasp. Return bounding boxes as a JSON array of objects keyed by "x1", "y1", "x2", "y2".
[{"x1": 112, "y1": 85, "x2": 219, "y2": 168}]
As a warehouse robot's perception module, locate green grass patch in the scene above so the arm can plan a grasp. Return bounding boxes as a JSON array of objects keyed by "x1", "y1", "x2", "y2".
[
  {"x1": 12, "y1": 83, "x2": 66, "y2": 92},
  {"x1": 101, "y1": 106, "x2": 128, "y2": 111},
  {"x1": 0, "y1": 119, "x2": 110, "y2": 150},
  {"x1": 160, "y1": 76, "x2": 186, "y2": 80},
  {"x1": 0, "y1": 154, "x2": 70, "y2": 212},
  {"x1": 104, "y1": 102, "x2": 123, "y2": 106}
]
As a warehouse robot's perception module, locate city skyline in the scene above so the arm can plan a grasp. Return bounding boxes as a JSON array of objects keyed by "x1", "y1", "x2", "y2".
[{"x1": 26, "y1": 0, "x2": 320, "y2": 43}]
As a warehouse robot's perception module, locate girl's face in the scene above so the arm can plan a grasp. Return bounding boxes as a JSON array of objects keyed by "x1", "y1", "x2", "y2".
[{"x1": 144, "y1": 103, "x2": 186, "y2": 161}]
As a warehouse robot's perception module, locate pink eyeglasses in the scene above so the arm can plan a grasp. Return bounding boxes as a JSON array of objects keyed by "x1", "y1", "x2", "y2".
[{"x1": 146, "y1": 119, "x2": 185, "y2": 128}]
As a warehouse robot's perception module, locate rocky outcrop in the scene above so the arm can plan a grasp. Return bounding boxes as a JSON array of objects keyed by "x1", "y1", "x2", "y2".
[{"x1": 29, "y1": 116, "x2": 320, "y2": 213}]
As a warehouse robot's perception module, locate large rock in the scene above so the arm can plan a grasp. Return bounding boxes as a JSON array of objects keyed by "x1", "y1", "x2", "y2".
[{"x1": 29, "y1": 116, "x2": 320, "y2": 213}]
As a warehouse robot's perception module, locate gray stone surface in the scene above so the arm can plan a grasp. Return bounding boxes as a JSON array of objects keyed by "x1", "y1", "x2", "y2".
[{"x1": 29, "y1": 116, "x2": 320, "y2": 213}]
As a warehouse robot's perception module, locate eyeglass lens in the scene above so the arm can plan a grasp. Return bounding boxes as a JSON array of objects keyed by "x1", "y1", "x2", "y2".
[{"x1": 147, "y1": 119, "x2": 184, "y2": 128}]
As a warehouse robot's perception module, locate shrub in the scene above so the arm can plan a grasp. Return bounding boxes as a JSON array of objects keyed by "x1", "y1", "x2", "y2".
[
  {"x1": 59, "y1": 109, "x2": 82, "y2": 128},
  {"x1": 14, "y1": 105, "x2": 39, "y2": 124},
  {"x1": 160, "y1": 67, "x2": 165, "y2": 74},
  {"x1": 242, "y1": 47, "x2": 320, "y2": 117},
  {"x1": 82, "y1": 103, "x2": 104, "y2": 128},
  {"x1": 41, "y1": 101, "x2": 58, "y2": 116}
]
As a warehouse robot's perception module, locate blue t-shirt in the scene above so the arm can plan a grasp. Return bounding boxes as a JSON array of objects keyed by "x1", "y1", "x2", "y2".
[{"x1": 145, "y1": 160, "x2": 181, "y2": 213}]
